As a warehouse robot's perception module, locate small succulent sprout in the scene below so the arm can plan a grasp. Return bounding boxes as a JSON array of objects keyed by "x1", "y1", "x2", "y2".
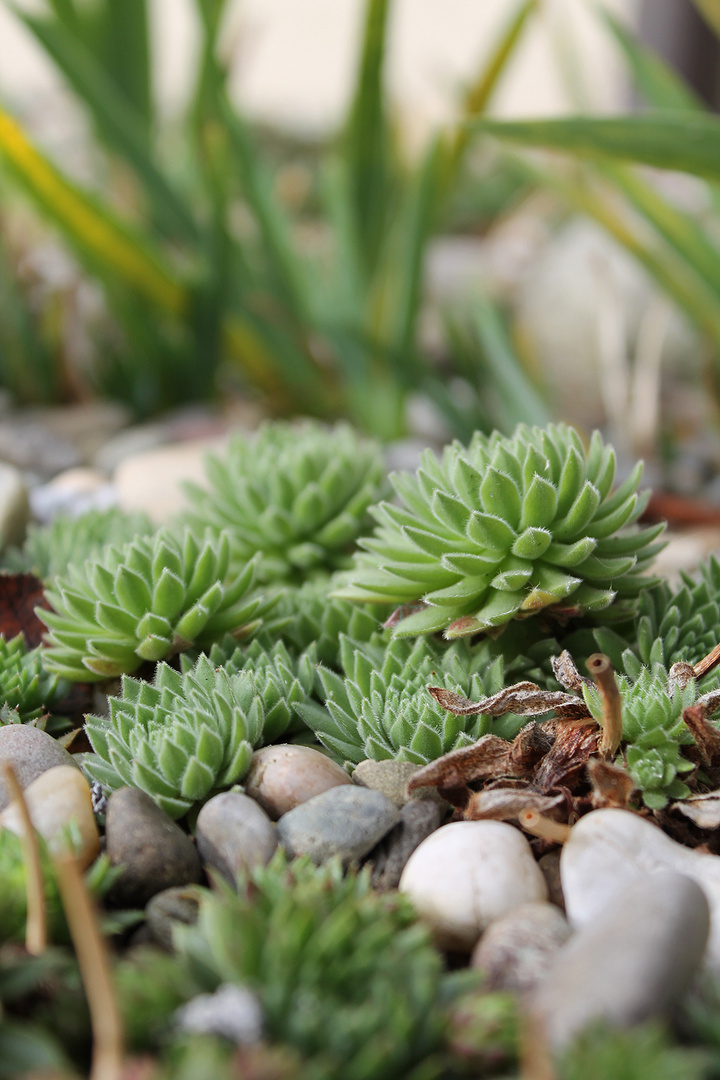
[
  {"x1": 84, "y1": 651, "x2": 317, "y2": 818},
  {"x1": 0, "y1": 634, "x2": 68, "y2": 722},
  {"x1": 38, "y1": 528, "x2": 267, "y2": 682},
  {"x1": 3, "y1": 507, "x2": 154, "y2": 581},
  {"x1": 297, "y1": 635, "x2": 526, "y2": 765},
  {"x1": 334, "y1": 423, "x2": 664, "y2": 638},
  {"x1": 582, "y1": 663, "x2": 702, "y2": 809},
  {"x1": 182, "y1": 420, "x2": 387, "y2": 582}
]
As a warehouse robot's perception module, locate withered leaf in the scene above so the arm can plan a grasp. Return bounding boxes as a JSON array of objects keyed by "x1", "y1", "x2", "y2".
[
  {"x1": 683, "y1": 703, "x2": 720, "y2": 767},
  {"x1": 587, "y1": 757, "x2": 636, "y2": 809},
  {"x1": 509, "y1": 722, "x2": 554, "y2": 771},
  {"x1": 533, "y1": 723, "x2": 599, "y2": 792},
  {"x1": 671, "y1": 792, "x2": 720, "y2": 830},
  {"x1": 669, "y1": 661, "x2": 695, "y2": 693},
  {"x1": 465, "y1": 787, "x2": 564, "y2": 822},
  {"x1": 0, "y1": 573, "x2": 48, "y2": 648},
  {"x1": 551, "y1": 650, "x2": 595, "y2": 693},
  {"x1": 407, "y1": 734, "x2": 523, "y2": 791},
  {"x1": 428, "y1": 681, "x2": 580, "y2": 718}
]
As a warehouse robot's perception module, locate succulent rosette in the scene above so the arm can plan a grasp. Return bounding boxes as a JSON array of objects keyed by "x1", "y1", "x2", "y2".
[
  {"x1": 182, "y1": 420, "x2": 387, "y2": 582},
  {"x1": 335, "y1": 423, "x2": 664, "y2": 638},
  {"x1": 38, "y1": 528, "x2": 267, "y2": 681},
  {"x1": 0, "y1": 633, "x2": 68, "y2": 722}
]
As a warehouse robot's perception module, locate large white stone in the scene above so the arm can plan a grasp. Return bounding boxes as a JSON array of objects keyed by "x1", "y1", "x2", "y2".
[
  {"x1": 399, "y1": 820, "x2": 547, "y2": 952},
  {"x1": 561, "y1": 808, "x2": 720, "y2": 973}
]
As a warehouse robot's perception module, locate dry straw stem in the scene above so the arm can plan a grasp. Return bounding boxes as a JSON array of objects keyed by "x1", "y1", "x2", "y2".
[
  {"x1": 519, "y1": 1009, "x2": 557, "y2": 1080},
  {"x1": 54, "y1": 853, "x2": 124, "y2": 1080},
  {"x1": 586, "y1": 653, "x2": 622, "y2": 758},
  {"x1": 694, "y1": 641, "x2": 720, "y2": 681},
  {"x1": 518, "y1": 809, "x2": 571, "y2": 845},
  {"x1": 2, "y1": 762, "x2": 47, "y2": 955}
]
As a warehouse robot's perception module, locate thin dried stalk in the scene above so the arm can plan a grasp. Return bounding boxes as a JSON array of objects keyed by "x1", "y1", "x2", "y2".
[
  {"x1": 586, "y1": 653, "x2": 622, "y2": 758},
  {"x1": 519, "y1": 1010, "x2": 557, "y2": 1080},
  {"x1": 518, "y1": 809, "x2": 571, "y2": 845},
  {"x1": 694, "y1": 642, "x2": 720, "y2": 681},
  {"x1": 2, "y1": 762, "x2": 47, "y2": 955},
  {"x1": 54, "y1": 854, "x2": 124, "y2": 1080}
]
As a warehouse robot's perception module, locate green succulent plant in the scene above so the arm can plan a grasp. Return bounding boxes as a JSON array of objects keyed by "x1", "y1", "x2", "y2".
[
  {"x1": 582, "y1": 663, "x2": 702, "y2": 809},
  {"x1": 298, "y1": 634, "x2": 525, "y2": 765},
  {"x1": 588, "y1": 557, "x2": 720, "y2": 681},
  {"x1": 334, "y1": 423, "x2": 664, "y2": 638},
  {"x1": 3, "y1": 507, "x2": 154, "y2": 581},
  {"x1": 38, "y1": 527, "x2": 267, "y2": 681},
  {"x1": 174, "y1": 853, "x2": 453, "y2": 1080},
  {"x1": 84, "y1": 649, "x2": 316, "y2": 818},
  {"x1": 0, "y1": 634, "x2": 68, "y2": 722},
  {"x1": 182, "y1": 421, "x2": 387, "y2": 583}
]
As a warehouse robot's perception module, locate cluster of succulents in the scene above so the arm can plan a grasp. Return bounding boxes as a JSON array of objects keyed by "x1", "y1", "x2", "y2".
[
  {"x1": 84, "y1": 648, "x2": 316, "y2": 817},
  {"x1": 3, "y1": 508, "x2": 154, "y2": 581},
  {"x1": 39, "y1": 528, "x2": 267, "y2": 681},
  {"x1": 0, "y1": 633, "x2": 67, "y2": 722},
  {"x1": 183, "y1": 421, "x2": 387, "y2": 583},
  {"x1": 334, "y1": 423, "x2": 664, "y2": 637}
]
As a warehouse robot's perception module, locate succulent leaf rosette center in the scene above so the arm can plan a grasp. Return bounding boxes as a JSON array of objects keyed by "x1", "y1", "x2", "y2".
[{"x1": 334, "y1": 423, "x2": 665, "y2": 638}]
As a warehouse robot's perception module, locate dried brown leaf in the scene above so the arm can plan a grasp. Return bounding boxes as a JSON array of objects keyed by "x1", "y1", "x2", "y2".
[
  {"x1": 533, "y1": 723, "x2": 599, "y2": 792},
  {"x1": 587, "y1": 757, "x2": 636, "y2": 809},
  {"x1": 509, "y1": 722, "x2": 554, "y2": 771},
  {"x1": 406, "y1": 734, "x2": 520, "y2": 791},
  {"x1": 671, "y1": 792, "x2": 720, "y2": 830},
  {"x1": 551, "y1": 650, "x2": 594, "y2": 693},
  {"x1": 465, "y1": 787, "x2": 564, "y2": 822},
  {"x1": 683, "y1": 703, "x2": 720, "y2": 767},
  {"x1": 428, "y1": 681, "x2": 579, "y2": 718}
]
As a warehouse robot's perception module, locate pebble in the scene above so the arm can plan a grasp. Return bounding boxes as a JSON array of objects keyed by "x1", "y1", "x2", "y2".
[
  {"x1": 0, "y1": 463, "x2": 29, "y2": 549},
  {"x1": 174, "y1": 983, "x2": 264, "y2": 1044},
  {"x1": 244, "y1": 744, "x2": 352, "y2": 820},
  {"x1": 0, "y1": 764, "x2": 99, "y2": 868},
  {"x1": 195, "y1": 792, "x2": 277, "y2": 884},
  {"x1": 29, "y1": 467, "x2": 115, "y2": 523},
  {"x1": 104, "y1": 788, "x2": 202, "y2": 907},
  {"x1": 114, "y1": 437, "x2": 228, "y2": 523},
  {"x1": 399, "y1": 821, "x2": 547, "y2": 952},
  {"x1": 352, "y1": 759, "x2": 446, "y2": 807},
  {"x1": 145, "y1": 886, "x2": 202, "y2": 952},
  {"x1": 370, "y1": 800, "x2": 444, "y2": 891},
  {"x1": 561, "y1": 808, "x2": 720, "y2": 972},
  {"x1": 276, "y1": 785, "x2": 399, "y2": 867},
  {"x1": 471, "y1": 902, "x2": 571, "y2": 993},
  {"x1": 0, "y1": 725, "x2": 79, "y2": 812},
  {"x1": 529, "y1": 871, "x2": 709, "y2": 1051}
]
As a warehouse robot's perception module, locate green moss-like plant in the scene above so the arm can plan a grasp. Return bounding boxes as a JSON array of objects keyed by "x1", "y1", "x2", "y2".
[
  {"x1": 38, "y1": 528, "x2": 267, "y2": 681},
  {"x1": 183, "y1": 421, "x2": 387, "y2": 582},
  {"x1": 0, "y1": 634, "x2": 67, "y2": 722},
  {"x1": 582, "y1": 663, "x2": 702, "y2": 809},
  {"x1": 175, "y1": 853, "x2": 453, "y2": 1080},
  {"x1": 3, "y1": 507, "x2": 153, "y2": 580},
  {"x1": 334, "y1": 423, "x2": 664, "y2": 638},
  {"x1": 298, "y1": 634, "x2": 525, "y2": 765},
  {"x1": 84, "y1": 649, "x2": 315, "y2": 818}
]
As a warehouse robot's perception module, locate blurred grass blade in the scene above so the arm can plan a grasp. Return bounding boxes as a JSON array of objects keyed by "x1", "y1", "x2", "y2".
[
  {"x1": 600, "y1": 9, "x2": 704, "y2": 111},
  {"x1": 0, "y1": 229, "x2": 59, "y2": 402},
  {"x1": 101, "y1": 0, "x2": 152, "y2": 133},
  {"x1": 344, "y1": 0, "x2": 392, "y2": 278},
  {"x1": 691, "y1": 0, "x2": 720, "y2": 39},
  {"x1": 0, "y1": 107, "x2": 186, "y2": 314},
  {"x1": 449, "y1": 0, "x2": 538, "y2": 174},
  {"x1": 473, "y1": 112, "x2": 720, "y2": 180},
  {"x1": 10, "y1": 4, "x2": 196, "y2": 241}
]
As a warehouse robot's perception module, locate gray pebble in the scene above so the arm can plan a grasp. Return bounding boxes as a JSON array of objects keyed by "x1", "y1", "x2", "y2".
[
  {"x1": 0, "y1": 725, "x2": 78, "y2": 812},
  {"x1": 529, "y1": 870, "x2": 710, "y2": 1051},
  {"x1": 277, "y1": 785, "x2": 399, "y2": 866},
  {"x1": 145, "y1": 885, "x2": 202, "y2": 952},
  {"x1": 352, "y1": 759, "x2": 445, "y2": 807},
  {"x1": 105, "y1": 788, "x2": 202, "y2": 907},
  {"x1": 174, "y1": 983, "x2": 264, "y2": 1044},
  {"x1": 195, "y1": 792, "x2": 277, "y2": 884},
  {"x1": 370, "y1": 800, "x2": 444, "y2": 891},
  {"x1": 471, "y1": 901, "x2": 571, "y2": 994}
]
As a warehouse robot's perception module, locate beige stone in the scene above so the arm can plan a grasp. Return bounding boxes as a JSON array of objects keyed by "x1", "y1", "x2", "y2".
[
  {"x1": 114, "y1": 437, "x2": 228, "y2": 523},
  {"x1": 0, "y1": 764, "x2": 100, "y2": 869},
  {"x1": 245, "y1": 744, "x2": 351, "y2": 820}
]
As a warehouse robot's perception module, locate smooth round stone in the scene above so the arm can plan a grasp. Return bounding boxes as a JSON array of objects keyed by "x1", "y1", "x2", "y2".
[
  {"x1": 244, "y1": 744, "x2": 351, "y2": 820},
  {"x1": 561, "y1": 808, "x2": 720, "y2": 973},
  {"x1": 0, "y1": 764, "x2": 99, "y2": 869},
  {"x1": 196, "y1": 792, "x2": 277, "y2": 884},
  {"x1": 352, "y1": 759, "x2": 445, "y2": 807},
  {"x1": 145, "y1": 886, "x2": 201, "y2": 952},
  {"x1": 530, "y1": 871, "x2": 709, "y2": 1051},
  {"x1": 105, "y1": 788, "x2": 202, "y2": 907},
  {"x1": 174, "y1": 983, "x2": 264, "y2": 1044},
  {"x1": 0, "y1": 726, "x2": 79, "y2": 812},
  {"x1": 0, "y1": 463, "x2": 29, "y2": 548},
  {"x1": 276, "y1": 786, "x2": 399, "y2": 867},
  {"x1": 370, "y1": 800, "x2": 444, "y2": 891},
  {"x1": 399, "y1": 821, "x2": 548, "y2": 952},
  {"x1": 471, "y1": 901, "x2": 571, "y2": 993}
]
